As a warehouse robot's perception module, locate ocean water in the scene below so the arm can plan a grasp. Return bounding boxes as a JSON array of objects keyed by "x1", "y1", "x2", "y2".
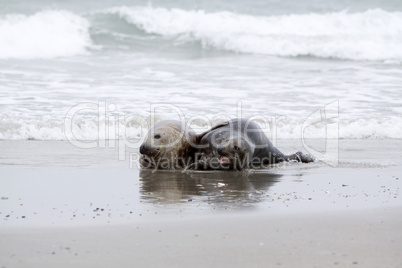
[{"x1": 1, "y1": 0, "x2": 402, "y2": 142}]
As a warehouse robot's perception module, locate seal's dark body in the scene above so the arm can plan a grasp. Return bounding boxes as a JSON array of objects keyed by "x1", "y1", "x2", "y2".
[{"x1": 197, "y1": 118, "x2": 313, "y2": 170}]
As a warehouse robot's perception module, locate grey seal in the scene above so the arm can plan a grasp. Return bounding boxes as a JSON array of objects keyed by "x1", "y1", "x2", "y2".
[
  {"x1": 192, "y1": 118, "x2": 314, "y2": 170},
  {"x1": 139, "y1": 120, "x2": 197, "y2": 169}
]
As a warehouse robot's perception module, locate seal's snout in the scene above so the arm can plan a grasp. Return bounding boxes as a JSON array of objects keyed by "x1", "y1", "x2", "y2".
[
  {"x1": 217, "y1": 146, "x2": 225, "y2": 154},
  {"x1": 139, "y1": 144, "x2": 148, "y2": 154},
  {"x1": 217, "y1": 146, "x2": 231, "y2": 157},
  {"x1": 140, "y1": 144, "x2": 159, "y2": 156}
]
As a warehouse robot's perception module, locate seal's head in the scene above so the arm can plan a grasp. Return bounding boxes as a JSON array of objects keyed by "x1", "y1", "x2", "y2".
[
  {"x1": 216, "y1": 137, "x2": 253, "y2": 168},
  {"x1": 198, "y1": 129, "x2": 254, "y2": 170},
  {"x1": 139, "y1": 120, "x2": 196, "y2": 169}
]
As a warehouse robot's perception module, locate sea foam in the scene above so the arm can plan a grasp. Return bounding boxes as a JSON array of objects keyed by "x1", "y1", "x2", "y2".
[
  {"x1": 1, "y1": 116, "x2": 401, "y2": 140},
  {"x1": 0, "y1": 10, "x2": 92, "y2": 59},
  {"x1": 108, "y1": 6, "x2": 402, "y2": 61}
]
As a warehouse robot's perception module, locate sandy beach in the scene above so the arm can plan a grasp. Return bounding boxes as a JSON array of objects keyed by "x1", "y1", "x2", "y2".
[
  {"x1": 2, "y1": 207, "x2": 401, "y2": 268},
  {"x1": 1, "y1": 139, "x2": 401, "y2": 267},
  {"x1": 2, "y1": 1, "x2": 402, "y2": 266}
]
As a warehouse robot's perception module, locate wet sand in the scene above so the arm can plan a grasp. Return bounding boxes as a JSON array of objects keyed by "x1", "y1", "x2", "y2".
[
  {"x1": 2, "y1": 207, "x2": 402, "y2": 268},
  {"x1": 1, "y1": 140, "x2": 402, "y2": 267}
]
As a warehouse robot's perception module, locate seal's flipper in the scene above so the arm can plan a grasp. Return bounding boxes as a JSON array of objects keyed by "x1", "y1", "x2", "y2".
[
  {"x1": 286, "y1": 152, "x2": 315, "y2": 163},
  {"x1": 298, "y1": 152, "x2": 315, "y2": 163}
]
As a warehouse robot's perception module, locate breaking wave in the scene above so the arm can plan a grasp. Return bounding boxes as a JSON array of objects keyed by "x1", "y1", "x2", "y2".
[
  {"x1": 0, "y1": 10, "x2": 92, "y2": 59},
  {"x1": 1, "y1": 116, "x2": 401, "y2": 140},
  {"x1": 2, "y1": 7, "x2": 402, "y2": 61},
  {"x1": 106, "y1": 6, "x2": 402, "y2": 61}
]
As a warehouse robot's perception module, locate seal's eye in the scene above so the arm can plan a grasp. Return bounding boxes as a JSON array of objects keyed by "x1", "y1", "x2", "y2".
[
  {"x1": 234, "y1": 145, "x2": 240, "y2": 150},
  {"x1": 154, "y1": 134, "x2": 161, "y2": 139}
]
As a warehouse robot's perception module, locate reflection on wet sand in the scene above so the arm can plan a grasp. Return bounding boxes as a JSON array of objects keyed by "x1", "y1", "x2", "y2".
[{"x1": 139, "y1": 169, "x2": 283, "y2": 207}]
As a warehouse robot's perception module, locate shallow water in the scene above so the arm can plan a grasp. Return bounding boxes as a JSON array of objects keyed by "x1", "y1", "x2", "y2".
[{"x1": 1, "y1": 140, "x2": 400, "y2": 227}]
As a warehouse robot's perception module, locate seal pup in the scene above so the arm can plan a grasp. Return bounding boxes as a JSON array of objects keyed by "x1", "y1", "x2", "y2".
[
  {"x1": 139, "y1": 120, "x2": 197, "y2": 169},
  {"x1": 191, "y1": 118, "x2": 314, "y2": 170}
]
